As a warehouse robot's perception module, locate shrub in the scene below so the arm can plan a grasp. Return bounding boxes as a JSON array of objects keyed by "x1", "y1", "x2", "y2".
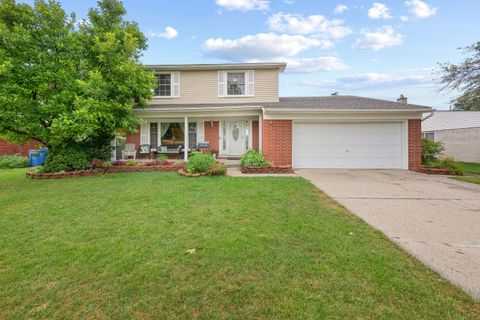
[
  {"x1": 0, "y1": 155, "x2": 30, "y2": 169},
  {"x1": 205, "y1": 162, "x2": 226, "y2": 176},
  {"x1": 157, "y1": 154, "x2": 168, "y2": 161},
  {"x1": 422, "y1": 138, "x2": 445, "y2": 164},
  {"x1": 186, "y1": 152, "x2": 215, "y2": 174},
  {"x1": 436, "y1": 155, "x2": 464, "y2": 175},
  {"x1": 126, "y1": 160, "x2": 137, "y2": 166},
  {"x1": 240, "y1": 149, "x2": 270, "y2": 167},
  {"x1": 42, "y1": 148, "x2": 89, "y2": 173}
]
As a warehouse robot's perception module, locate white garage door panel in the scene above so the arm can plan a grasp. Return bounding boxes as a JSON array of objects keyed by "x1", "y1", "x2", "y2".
[{"x1": 293, "y1": 122, "x2": 403, "y2": 168}]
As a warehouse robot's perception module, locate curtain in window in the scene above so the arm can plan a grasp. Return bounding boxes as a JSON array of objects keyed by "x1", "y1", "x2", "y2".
[
  {"x1": 150, "y1": 123, "x2": 158, "y2": 147},
  {"x1": 160, "y1": 123, "x2": 170, "y2": 142}
]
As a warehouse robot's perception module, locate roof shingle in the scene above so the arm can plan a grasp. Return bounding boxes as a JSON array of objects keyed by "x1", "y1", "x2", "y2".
[{"x1": 146, "y1": 95, "x2": 432, "y2": 111}]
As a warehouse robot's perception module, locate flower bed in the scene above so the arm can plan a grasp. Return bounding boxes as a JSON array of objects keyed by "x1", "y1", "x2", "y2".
[
  {"x1": 241, "y1": 165, "x2": 293, "y2": 174},
  {"x1": 107, "y1": 162, "x2": 184, "y2": 172},
  {"x1": 26, "y1": 162, "x2": 185, "y2": 179},
  {"x1": 26, "y1": 169, "x2": 104, "y2": 179}
]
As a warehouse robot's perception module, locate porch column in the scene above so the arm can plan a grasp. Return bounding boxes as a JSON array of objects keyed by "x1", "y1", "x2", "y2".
[
  {"x1": 258, "y1": 114, "x2": 263, "y2": 152},
  {"x1": 184, "y1": 116, "x2": 189, "y2": 161}
]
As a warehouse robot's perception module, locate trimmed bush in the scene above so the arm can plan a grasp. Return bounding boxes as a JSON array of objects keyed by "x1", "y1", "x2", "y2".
[
  {"x1": 42, "y1": 148, "x2": 89, "y2": 173},
  {"x1": 436, "y1": 155, "x2": 464, "y2": 176},
  {"x1": 205, "y1": 162, "x2": 226, "y2": 176},
  {"x1": 186, "y1": 153, "x2": 215, "y2": 174},
  {"x1": 240, "y1": 149, "x2": 270, "y2": 167},
  {"x1": 422, "y1": 138, "x2": 445, "y2": 164},
  {"x1": 0, "y1": 155, "x2": 30, "y2": 169}
]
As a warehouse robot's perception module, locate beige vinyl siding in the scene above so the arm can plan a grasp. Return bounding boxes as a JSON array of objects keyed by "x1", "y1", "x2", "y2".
[{"x1": 150, "y1": 69, "x2": 279, "y2": 105}]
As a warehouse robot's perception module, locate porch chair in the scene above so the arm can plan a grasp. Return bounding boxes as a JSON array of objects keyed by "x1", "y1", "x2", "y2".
[
  {"x1": 122, "y1": 143, "x2": 137, "y2": 160},
  {"x1": 138, "y1": 144, "x2": 151, "y2": 159}
]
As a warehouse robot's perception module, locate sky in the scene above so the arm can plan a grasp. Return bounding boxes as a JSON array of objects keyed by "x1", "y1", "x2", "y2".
[{"x1": 21, "y1": 0, "x2": 480, "y2": 109}]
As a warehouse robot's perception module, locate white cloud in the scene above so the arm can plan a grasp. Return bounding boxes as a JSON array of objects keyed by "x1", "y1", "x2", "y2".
[
  {"x1": 267, "y1": 12, "x2": 352, "y2": 39},
  {"x1": 215, "y1": 0, "x2": 269, "y2": 11},
  {"x1": 284, "y1": 0, "x2": 295, "y2": 4},
  {"x1": 334, "y1": 4, "x2": 348, "y2": 14},
  {"x1": 368, "y1": 3, "x2": 392, "y2": 20},
  {"x1": 282, "y1": 56, "x2": 348, "y2": 73},
  {"x1": 400, "y1": 15, "x2": 409, "y2": 21},
  {"x1": 147, "y1": 26, "x2": 178, "y2": 39},
  {"x1": 203, "y1": 33, "x2": 331, "y2": 61},
  {"x1": 300, "y1": 68, "x2": 435, "y2": 90},
  {"x1": 405, "y1": 0, "x2": 438, "y2": 18},
  {"x1": 353, "y1": 26, "x2": 404, "y2": 51}
]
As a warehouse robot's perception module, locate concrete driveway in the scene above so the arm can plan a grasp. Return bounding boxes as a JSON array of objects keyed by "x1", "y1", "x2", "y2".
[{"x1": 296, "y1": 169, "x2": 480, "y2": 299}]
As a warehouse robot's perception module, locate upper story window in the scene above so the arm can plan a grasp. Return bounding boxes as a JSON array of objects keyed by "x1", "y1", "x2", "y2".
[
  {"x1": 156, "y1": 74, "x2": 171, "y2": 97},
  {"x1": 153, "y1": 72, "x2": 180, "y2": 98},
  {"x1": 227, "y1": 72, "x2": 245, "y2": 96},
  {"x1": 218, "y1": 70, "x2": 254, "y2": 97}
]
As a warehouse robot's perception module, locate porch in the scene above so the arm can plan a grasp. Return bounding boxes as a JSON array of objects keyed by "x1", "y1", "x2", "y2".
[{"x1": 117, "y1": 106, "x2": 263, "y2": 161}]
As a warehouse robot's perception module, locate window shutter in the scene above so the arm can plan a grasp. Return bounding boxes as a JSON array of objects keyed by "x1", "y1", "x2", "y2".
[
  {"x1": 172, "y1": 72, "x2": 180, "y2": 97},
  {"x1": 247, "y1": 70, "x2": 254, "y2": 96},
  {"x1": 140, "y1": 122, "x2": 149, "y2": 144},
  {"x1": 218, "y1": 71, "x2": 225, "y2": 97}
]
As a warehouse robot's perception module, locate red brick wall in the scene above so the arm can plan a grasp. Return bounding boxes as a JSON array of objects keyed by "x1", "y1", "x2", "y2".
[
  {"x1": 0, "y1": 139, "x2": 42, "y2": 156},
  {"x1": 252, "y1": 120, "x2": 259, "y2": 150},
  {"x1": 204, "y1": 121, "x2": 219, "y2": 152},
  {"x1": 408, "y1": 119, "x2": 422, "y2": 170},
  {"x1": 262, "y1": 120, "x2": 292, "y2": 167}
]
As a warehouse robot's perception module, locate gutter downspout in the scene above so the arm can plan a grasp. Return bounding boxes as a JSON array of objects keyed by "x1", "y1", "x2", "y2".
[{"x1": 421, "y1": 111, "x2": 435, "y2": 122}]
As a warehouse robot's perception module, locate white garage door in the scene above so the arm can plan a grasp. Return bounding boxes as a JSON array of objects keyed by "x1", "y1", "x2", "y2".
[{"x1": 293, "y1": 122, "x2": 403, "y2": 169}]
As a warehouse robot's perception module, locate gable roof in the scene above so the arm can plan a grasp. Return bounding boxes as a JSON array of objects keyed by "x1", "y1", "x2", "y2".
[
  {"x1": 147, "y1": 95, "x2": 432, "y2": 112},
  {"x1": 422, "y1": 111, "x2": 480, "y2": 131}
]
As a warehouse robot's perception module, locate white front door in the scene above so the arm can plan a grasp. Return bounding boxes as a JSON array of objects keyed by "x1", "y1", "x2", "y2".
[{"x1": 227, "y1": 120, "x2": 246, "y2": 155}]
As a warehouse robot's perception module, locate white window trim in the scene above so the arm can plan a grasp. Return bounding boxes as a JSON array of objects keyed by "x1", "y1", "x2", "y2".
[
  {"x1": 153, "y1": 72, "x2": 180, "y2": 98},
  {"x1": 224, "y1": 70, "x2": 247, "y2": 97}
]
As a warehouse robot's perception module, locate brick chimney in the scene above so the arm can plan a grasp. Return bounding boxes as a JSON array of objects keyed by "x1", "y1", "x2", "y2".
[{"x1": 397, "y1": 94, "x2": 407, "y2": 104}]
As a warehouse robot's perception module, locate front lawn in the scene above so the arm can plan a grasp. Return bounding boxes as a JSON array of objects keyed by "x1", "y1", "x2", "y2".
[
  {"x1": 457, "y1": 161, "x2": 480, "y2": 175},
  {"x1": 453, "y1": 176, "x2": 480, "y2": 185},
  {"x1": 0, "y1": 170, "x2": 478, "y2": 318}
]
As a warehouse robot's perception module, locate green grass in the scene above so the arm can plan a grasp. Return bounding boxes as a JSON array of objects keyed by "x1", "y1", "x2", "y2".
[
  {"x1": 457, "y1": 162, "x2": 480, "y2": 175},
  {"x1": 453, "y1": 176, "x2": 480, "y2": 185},
  {"x1": 451, "y1": 162, "x2": 480, "y2": 185},
  {"x1": 0, "y1": 169, "x2": 478, "y2": 319}
]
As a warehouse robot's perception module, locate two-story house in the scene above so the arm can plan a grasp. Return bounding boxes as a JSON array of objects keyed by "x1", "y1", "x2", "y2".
[{"x1": 119, "y1": 62, "x2": 431, "y2": 170}]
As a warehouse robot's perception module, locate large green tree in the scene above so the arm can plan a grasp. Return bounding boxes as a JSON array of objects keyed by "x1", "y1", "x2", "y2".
[
  {"x1": 0, "y1": 0, "x2": 154, "y2": 171},
  {"x1": 438, "y1": 41, "x2": 480, "y2": 110}
]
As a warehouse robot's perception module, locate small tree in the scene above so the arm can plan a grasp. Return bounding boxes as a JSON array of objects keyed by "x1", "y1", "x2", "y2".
[
  {"x1": 0, "y1": 0, "x2": 154, "y2": 171},
  {"x1": 438, "y1": 42, "x2": 480, "y2": 111}
]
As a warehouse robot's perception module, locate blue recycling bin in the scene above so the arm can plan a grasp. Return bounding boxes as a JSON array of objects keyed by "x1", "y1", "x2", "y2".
[{"x1": 28, "y1": 148, "x2": 48, "y2": 167}]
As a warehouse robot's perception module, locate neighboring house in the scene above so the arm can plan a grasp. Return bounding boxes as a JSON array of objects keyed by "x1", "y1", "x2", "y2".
[
  {"x1": 123, "y1": 62, "x2": 431, "y2": 170},
  {"x1": 0, "y1": 139, "x2": 40, "y2": 157},
  {"x1": 422, "y1": 111, "x2": 480, "y2": 162}
]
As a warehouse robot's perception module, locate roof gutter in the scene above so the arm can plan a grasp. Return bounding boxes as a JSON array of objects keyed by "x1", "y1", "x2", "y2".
[
  {"x1": 421, "y1": 111, "x2": 435, "y2": 122},
  {"x1": 134, "y1": 105, "x2": 263, "y2": 113},
  {"x1": 263, "y1": 108, "x2": 433, "y2": 113}
]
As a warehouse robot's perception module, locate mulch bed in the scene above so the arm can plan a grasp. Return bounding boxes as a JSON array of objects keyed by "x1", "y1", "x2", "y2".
[
  {"x1": 241, "y1": 165, "x2": 293, "y2": 174},
  {"x1": 26, "y1": 162, "x2": 185, "y2": 179},
  {"x1": 414, "y1": 167, "x2": 451, "y2": 175}
]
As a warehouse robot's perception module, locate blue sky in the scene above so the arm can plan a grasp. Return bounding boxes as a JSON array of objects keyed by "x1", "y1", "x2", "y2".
[{"x1": 22, "y1": 0, "x2": 480, "y2": 108}]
